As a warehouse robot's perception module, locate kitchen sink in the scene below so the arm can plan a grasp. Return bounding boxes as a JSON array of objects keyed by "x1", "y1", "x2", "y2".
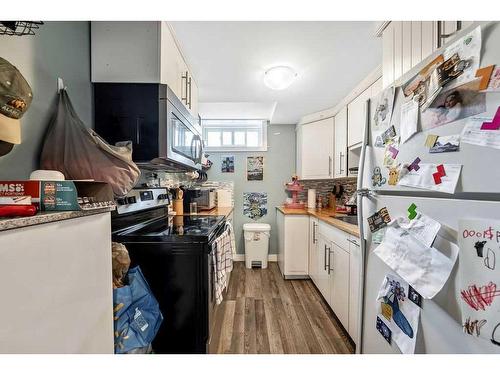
[{"x1": 330, "y1": 216, "x2": 358, "y2": 225}]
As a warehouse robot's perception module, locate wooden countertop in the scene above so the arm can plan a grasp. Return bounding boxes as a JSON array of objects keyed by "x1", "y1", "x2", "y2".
[
  {"x1": 170, "y1": 206, "x2": 234, "y2": 218},
  {"x1": 276, "y1": 206, "x2": 360, "y2": 237}
]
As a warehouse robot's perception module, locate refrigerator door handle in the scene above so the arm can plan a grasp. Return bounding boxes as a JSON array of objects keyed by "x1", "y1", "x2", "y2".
[{"x1": 355, "y1": 98, "x2": 371, "y2": 354}]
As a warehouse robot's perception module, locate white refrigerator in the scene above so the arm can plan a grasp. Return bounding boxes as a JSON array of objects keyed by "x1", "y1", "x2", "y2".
[{"x1": 358, "y1": 21, "x2": 500, "y2": 354}]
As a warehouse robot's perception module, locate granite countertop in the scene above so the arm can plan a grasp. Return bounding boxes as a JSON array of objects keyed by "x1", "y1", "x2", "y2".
[
  {"x1": 170, "y1": 206, "x2": 234, "y2": 218},
  {"x1": 0, "y1": 207, "x2": 115, "y2": 232},
  {"x1": 276, "y1": 206, "x2": 360, "y2": 237}
]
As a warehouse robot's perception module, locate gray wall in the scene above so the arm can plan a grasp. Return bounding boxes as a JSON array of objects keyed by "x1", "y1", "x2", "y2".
[
  {"x1": 206, "y1": 124, "x2": 296, "y2": 254},
  {"x1": 0, "y1": 21, "x2": 92, "y2": 179}
]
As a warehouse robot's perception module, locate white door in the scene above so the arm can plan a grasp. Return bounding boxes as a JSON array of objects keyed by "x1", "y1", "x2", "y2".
[
  {"x1": 348, "y1": 235, "x2": 362, "y2": 345},
  {"x1": 329, "y1": 243, "x2": 350, "y2": 330},
  {"x1": 347, "y1": 88, "x2": 370, "y2": 148},
  {"x1": 309, "y1": 217, "x2": 319, "y2": 284},
  {"x1": 334, "y1": 107, "x2": 348, "y2": 178},
  {"x1": 315, "y1": 234, "x2": 331, "y2": 299},
  {"x1": 299, "y1": 118, "x2": 334, "y2": 179}
]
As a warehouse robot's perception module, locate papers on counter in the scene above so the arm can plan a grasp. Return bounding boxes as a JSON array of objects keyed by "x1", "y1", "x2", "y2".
[
  {"x1": 458, "y1": 219, "x2": 500, "y2": 347},
  {"x1": 400, "y1": 99, "x2": 419, "y2": 144},
  {"x1": 398, "y1": 163, "x2": 462, "y2": 194},
  {"x1": 374, "y1": 220, "x2": 459, "y2": 299},
  {"x1": 376, "y1": 273, "x2": 422, "y2": 354},
  {"x1": 462, "y1": 116, "x2": 500, "y2": 150}
]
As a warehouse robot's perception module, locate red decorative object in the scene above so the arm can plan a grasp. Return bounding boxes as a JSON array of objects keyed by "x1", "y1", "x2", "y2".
[{"x1": 284, "y1": 175, "x2": 305, "y2": 209}]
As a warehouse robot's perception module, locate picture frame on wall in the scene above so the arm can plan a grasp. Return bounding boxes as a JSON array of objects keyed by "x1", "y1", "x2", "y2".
[
  {"x1": 221, "y1": 155, "x2": 235, "y2": 173},
  {"x1": 246, "y1": 156, "x2": 264, "y2": 181}
]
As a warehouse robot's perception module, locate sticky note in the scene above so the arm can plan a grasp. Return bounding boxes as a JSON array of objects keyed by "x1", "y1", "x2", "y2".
[
  {"x1": 480, "y1": 107, "x2": 500, "y2": 130},
  {"x1": 425, "y1": 134, "x2": 439, "y2": 148},
  {"x1": 408, "y1": 203, "x2": 417, "y2": 220},
  {"x1": 475, "y1": 65, "x2": 495, "y2": 91}
]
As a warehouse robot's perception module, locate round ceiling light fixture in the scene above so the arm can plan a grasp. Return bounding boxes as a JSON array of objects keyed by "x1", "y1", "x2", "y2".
[{"x1": 263, "y1": 66, "x2": 297, "y2": 90}]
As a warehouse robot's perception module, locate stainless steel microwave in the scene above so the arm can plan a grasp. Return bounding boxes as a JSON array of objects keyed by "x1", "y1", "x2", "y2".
[{"x1": 94, "y1": 83, "x2": 203, "y2": 171}]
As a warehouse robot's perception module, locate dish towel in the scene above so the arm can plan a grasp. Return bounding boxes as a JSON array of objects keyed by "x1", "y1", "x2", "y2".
[{"x1": 212, "y1": 227, "x2": 234, "y2": 305}]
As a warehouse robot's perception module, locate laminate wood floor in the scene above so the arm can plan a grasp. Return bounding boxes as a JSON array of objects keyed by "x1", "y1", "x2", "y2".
[{"x1": 209, "y1": 262, "x2": 355, "y2": 354}]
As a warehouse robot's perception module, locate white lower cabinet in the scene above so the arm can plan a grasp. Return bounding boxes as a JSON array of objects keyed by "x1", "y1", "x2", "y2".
[
  {"x1": 308, "y1": 217, "x2": 319, "y2": 285},
  {"x1": 277, "y1": 210, "x2": 309, "y2": 278},
  {"x1": 316, "y1": 234, "x2": 331, "y2": 299},
  {"x1": 329, "y1": 243, "x2": 350, "y2": 330},
  {"x1": 308, "y1": 220, "x2": 361, "y2": 345},
  {"x1": 347, "y1": 235, "x2": 361, "y2": 346}
]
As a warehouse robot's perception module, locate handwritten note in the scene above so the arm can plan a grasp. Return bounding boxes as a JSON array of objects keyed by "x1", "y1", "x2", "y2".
[
  {"x1": 458, "y1": 219, "x2": 500, "y2": 346},
  {"x1": 400, "y1": 99, "x2": 419, "y2": 144}
]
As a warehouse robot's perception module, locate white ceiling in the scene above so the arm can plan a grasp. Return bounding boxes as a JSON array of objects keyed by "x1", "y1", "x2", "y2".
[{"x1": 170, "y1": 21, "x2": 382, "y2": 124}]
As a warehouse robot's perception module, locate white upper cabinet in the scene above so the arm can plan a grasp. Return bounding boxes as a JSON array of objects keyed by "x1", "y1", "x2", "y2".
[
  {"x1": 381, "y1": 21, "x2": 475, "y2": 88},
  {"x1": 297, "y1": 117, "x2": 334, "y2": 180},
  {"x1": 333, "y1": 107, "x2": 347, "y2": 178},
  {"x1": 347, "y1": 87, "x2": 370, "y2": 148},
  {"x1": 91, "y1": 21, "x2": 199, "y2": 118}
]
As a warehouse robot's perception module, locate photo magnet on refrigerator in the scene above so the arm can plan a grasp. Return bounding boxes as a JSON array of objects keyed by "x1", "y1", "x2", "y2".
[
  {"x1": 376, "y1": 316, "x2": 392, "y2": 344},
  {"x1": 368, "y1": 207, "x2": 391, "y2": 233}
]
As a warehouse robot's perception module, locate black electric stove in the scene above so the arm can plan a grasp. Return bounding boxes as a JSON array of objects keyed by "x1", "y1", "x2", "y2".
[
  {"x1": 115, "y1": 214, "x2": 226, "y2": 243},
  {"x1": 112, "y1": 188, "x2": 224, "y2": 354}
]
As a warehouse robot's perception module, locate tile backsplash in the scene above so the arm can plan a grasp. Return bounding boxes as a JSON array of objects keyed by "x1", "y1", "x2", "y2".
[{"x1": 297, "y1": 177, "x2": 357, "y2": 207}]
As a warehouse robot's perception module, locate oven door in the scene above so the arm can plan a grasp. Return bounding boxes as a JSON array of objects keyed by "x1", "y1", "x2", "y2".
[{"x1": 164, "y1": 98, "x2": 203, "y2": 170}]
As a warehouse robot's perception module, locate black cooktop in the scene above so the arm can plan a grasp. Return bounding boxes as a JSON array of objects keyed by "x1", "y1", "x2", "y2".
[{"x1": 114, "y1": 214, "x2": 226, "y2": 243}]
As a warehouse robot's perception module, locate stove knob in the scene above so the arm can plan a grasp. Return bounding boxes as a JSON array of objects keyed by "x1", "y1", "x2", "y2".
[
  {"x1": 126, "y1": 196, "x2": 137, "y2": 204},
  {"x1": 116, "y1": 198, "x2": 127, "y2": 205}
]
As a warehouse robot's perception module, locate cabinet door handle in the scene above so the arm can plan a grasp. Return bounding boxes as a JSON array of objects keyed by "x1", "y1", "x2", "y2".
[
  {"x1": 329, "y1": 156, "x2": 332, "y2": 176},
  {"x1": 324, "y1": 245, "x2": 327, "y2": 271},
  {"x1": 339, "y1": 152, "x2": 344, "y2": 174},
  {"x1": 181, "y1": 71, "x2": 189, "y2": 104},
  {"x1": 327, "y1": 247, "x2": 333, "y2": 274},
  {"x1": 313, "y1": 222, "x2": 317, "y2": 243},
  {"x1": 347, "y1": 238, "x2": 360, "y2": 247},
  {"x1": 187, "y1": 76, "x2": 192, "y2": 109},
  {"x1": 135, "y1": 117, "x2": 142, "y2": 144}
]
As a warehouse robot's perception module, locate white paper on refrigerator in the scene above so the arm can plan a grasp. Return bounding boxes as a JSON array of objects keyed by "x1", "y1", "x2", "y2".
[
  {"x1": 372, "y1": 86, "x2": 396, "y2": 131},
  {"x1": 374, "y1": 220, "x2": 459, "y2": 299},
  {"x1": 400, "y1": 99, "x2": 419, "y2": 144},
  {"x1": 458, "y1": 219, "x2": 500, "y2": 346},
  {"x1": 396, "y1": 213, "x2": 441, "y2": 248},
  {"x1": 398, "y1": 163, "x2": 462, "y2": 194},
  {"x1": 443, "y1": 26, "x2": 481, "y2": 90},
  {"x1": 376, "y1": 273, "x2": 421, "y2": 354},
  {"x1": 461, "y1": 117, "x2": 500, "y2": 150}
]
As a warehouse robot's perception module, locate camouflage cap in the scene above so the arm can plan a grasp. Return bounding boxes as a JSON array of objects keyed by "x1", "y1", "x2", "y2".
[{"x1": 0, "y1": 57, "x2": 33, "y2": 144}]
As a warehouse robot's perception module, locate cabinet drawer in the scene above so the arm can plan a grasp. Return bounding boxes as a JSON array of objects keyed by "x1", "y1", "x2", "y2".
[{"x1": 318, "y1": 221, "x2": 350, "y2": 251}]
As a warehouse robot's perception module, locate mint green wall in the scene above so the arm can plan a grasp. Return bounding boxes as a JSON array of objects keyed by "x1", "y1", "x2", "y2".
[
  {"x1": 206, "y1": 124, "x2": 296, "y2": 254},
  {"x1": 0, "y1": 22, "x2": 92, "y2": 179}
]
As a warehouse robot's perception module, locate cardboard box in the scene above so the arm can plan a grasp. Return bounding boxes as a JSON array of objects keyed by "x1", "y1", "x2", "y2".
[{"x1": 0, "y1": 181, "x2": 114, "y2": 211}]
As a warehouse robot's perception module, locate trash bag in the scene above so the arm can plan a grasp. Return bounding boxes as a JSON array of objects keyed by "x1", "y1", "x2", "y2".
[
  {"x1": 113, "y1": 266, "x2": 163, "y2": 354},
  {"x1": 40, "y1": 89, "x2": 140, "y2": 197}
]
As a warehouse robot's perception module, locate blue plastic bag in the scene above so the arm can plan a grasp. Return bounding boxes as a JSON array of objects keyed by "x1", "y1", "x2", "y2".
[{"x1": 113, "y1": 266, "x2": 163, "y2": 354}]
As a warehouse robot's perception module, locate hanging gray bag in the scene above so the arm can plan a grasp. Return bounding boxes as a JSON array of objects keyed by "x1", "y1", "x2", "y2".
[{"x1": 40, "y1": 89, "x2": 140, "y2": 197}]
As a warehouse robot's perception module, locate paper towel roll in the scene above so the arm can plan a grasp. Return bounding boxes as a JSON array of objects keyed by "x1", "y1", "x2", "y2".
[{"x1": 307, "y1": 189, "x2": 316, "y2": 209}]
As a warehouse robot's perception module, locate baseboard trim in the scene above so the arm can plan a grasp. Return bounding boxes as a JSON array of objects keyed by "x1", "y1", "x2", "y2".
[{"x1": 233, "y1": 254, "x2": 277, "y2": 262}]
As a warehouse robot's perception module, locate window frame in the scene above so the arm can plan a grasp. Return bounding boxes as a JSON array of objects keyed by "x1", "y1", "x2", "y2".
[{"x1": 202, "y1": 119, "x2": 268, "y2": 152}]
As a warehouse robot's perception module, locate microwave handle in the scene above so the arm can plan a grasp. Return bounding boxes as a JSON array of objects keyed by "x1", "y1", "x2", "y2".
[{"x1": 195, "y1": 135, "x2": 203, "y2": 164}]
